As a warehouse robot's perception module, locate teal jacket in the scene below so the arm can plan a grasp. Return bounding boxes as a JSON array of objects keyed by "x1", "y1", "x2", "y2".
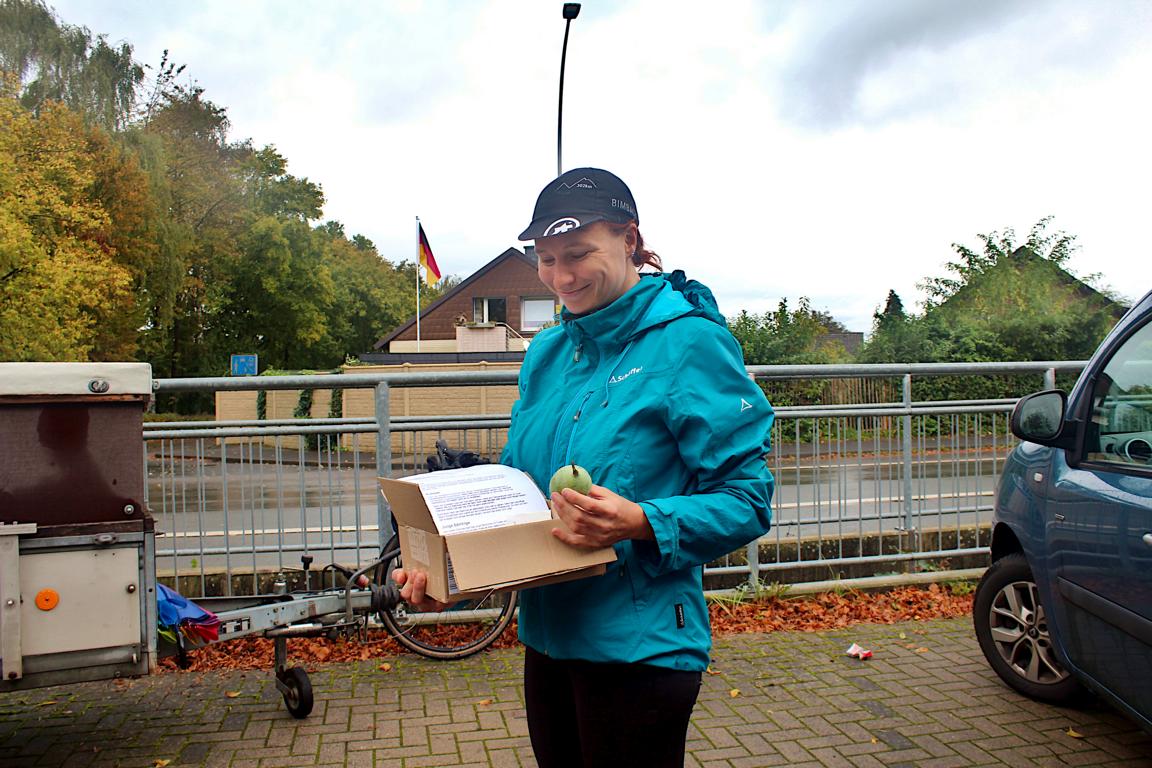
[{"x1": 501, "y1": 271, "x2": 774, "y2": 671}]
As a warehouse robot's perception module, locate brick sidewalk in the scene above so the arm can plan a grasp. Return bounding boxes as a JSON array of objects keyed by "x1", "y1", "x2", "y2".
[{"x1": 2, "y1": 617, "x2": 1149, "y2": 767}]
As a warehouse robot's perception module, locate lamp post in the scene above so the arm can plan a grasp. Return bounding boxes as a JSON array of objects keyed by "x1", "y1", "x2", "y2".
[{"x1": 557, "y1": 3, "x2": 581, "y2": 176}]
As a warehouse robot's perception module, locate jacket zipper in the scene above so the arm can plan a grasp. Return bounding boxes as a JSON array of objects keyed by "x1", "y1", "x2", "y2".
[
  {"x1": 564, "y1": 392, "x2": 593, "y2": 466},
  {"x1": 550, "y1": 389, "x2": 593, "y2": 472}
]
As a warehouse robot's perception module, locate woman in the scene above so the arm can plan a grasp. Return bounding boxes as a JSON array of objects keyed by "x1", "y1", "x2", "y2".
[{"x1": 396, "y1": 167, "x2": 774, "y2": 767}]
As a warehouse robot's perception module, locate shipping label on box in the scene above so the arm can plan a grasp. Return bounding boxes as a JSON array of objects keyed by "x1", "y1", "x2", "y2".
[{"x1": 379, "y1": 465, "x2": 616, "y2": 603}]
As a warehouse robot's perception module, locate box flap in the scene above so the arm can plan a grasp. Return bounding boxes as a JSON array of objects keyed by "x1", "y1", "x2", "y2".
[
  {"x1": 444, "y1": 519, "x2": 616, "y2": 592},
  {"x1": 378, "y1": 478, "x2": 437, "y2": 532}
]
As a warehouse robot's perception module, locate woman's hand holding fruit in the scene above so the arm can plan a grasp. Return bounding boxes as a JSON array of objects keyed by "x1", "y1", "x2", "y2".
[{"x1": 549, "y1": 465, "x2": 654, "y2": 548}]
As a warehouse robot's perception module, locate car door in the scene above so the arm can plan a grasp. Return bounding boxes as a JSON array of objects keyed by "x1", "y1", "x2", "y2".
[{"x1": 1046, "y1": 317, "x2": 1152, "y2": 719}]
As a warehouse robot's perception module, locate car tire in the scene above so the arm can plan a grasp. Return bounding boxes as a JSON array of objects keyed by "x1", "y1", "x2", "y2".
[{"x1": 973, "y1": 552, "x2": 1084, "y2": 704}]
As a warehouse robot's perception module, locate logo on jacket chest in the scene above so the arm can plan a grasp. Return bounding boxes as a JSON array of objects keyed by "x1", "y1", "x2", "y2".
[{"x1": 608, "y1": 366, "x2": 643, "y2": 385}]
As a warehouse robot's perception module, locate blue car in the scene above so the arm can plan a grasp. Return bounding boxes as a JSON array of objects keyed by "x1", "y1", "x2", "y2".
[{"x1": 974, "y1": 287, "x2": 1152, "y2": 732}]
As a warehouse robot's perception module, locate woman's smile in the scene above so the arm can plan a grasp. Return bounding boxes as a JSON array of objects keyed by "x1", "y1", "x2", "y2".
[{"x1": 535, "y1": 222, "x2": 639, "y2": 315}]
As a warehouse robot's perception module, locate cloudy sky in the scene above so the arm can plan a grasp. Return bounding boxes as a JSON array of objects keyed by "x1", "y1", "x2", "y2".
[{"x1": 52, "y1": 0, "x2": 1152, "y2": 331}]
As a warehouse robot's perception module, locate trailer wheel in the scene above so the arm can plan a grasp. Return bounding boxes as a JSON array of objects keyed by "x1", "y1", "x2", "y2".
[{"x1": 280, "y1": 666, "x2": 313, "y2": 719}]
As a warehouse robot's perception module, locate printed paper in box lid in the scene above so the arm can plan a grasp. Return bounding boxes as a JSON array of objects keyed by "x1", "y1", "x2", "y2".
[{"x1": 386, "y1": 464, "x2": 555, "y2": 534}]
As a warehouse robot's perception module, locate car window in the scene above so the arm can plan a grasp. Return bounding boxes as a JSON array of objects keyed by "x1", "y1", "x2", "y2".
[{"x1": 1086, "y1": 320, "x2": 1152, "y2": 468}]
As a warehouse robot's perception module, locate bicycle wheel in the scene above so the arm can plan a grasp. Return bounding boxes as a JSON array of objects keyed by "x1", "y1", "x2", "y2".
[{"x1": 377, "y1": 533, "x2": 518, "y2": 660}]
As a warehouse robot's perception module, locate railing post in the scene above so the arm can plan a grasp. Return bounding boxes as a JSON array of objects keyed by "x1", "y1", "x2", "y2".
[
  {"x1": 745, "y1": 540, "x2": 759, "y2": 591},
  {"x1": 747, "y1": 369, "x2": 761, "y2": 591},
  {"x1": 375, "y1": 382, "x2": 394, "y2": 549},
  {"x1": 221, "y1": 443, "x2": 232, "y2": 597},
  {"x1": 1044, "y1": 367, "x2": 1056, "y2": 390},
  {"x1": 902, "y1": 373, "x2": 915, "y2": 541}
]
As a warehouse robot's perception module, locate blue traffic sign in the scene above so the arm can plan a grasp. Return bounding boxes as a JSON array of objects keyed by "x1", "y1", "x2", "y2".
[{"x1": 230, "y1": 354, "x2": 258, "y2": 376}]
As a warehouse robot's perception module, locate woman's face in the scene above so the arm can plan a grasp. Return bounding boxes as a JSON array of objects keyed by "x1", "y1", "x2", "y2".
[{"x1": 535, "y1": 222, "x2": 639, "y2": 315}]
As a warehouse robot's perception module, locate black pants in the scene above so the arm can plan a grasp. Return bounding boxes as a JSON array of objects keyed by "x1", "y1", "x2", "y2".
[{"x1": 523, "y1": 645, "x2": 702, "y2": 768}]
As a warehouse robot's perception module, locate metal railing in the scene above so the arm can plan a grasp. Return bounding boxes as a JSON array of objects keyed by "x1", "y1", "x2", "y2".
[{"x1": 146, "y1": 361, "x2": 1086, "y2": 598}]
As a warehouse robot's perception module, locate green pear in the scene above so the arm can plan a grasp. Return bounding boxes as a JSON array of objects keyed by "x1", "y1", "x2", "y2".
[{"x1": 549, "y1": 463, "x2": 593, "y2": 496}]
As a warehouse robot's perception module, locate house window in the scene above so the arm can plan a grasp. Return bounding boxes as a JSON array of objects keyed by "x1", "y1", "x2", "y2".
[
  {"x1": 473, "y1": 297, "x2": 506, "y2": 324},
  {"x1": 521, "y1": 297, "x2": 558, "y2": 331}
]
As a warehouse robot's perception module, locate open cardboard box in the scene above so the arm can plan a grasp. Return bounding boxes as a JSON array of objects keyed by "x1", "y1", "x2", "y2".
[{"x1": 378, "y1": 468, "x2": 616, "y2": 603}]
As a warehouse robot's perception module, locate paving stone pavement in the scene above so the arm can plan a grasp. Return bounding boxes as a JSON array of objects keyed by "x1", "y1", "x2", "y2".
[{"x1": 2, "y1": 617, "x2": 1150, "y2": 767}]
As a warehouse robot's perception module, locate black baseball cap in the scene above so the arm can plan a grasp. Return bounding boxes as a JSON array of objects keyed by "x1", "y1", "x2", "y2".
[{"x1": 518, "y1": 167, "x2": 639, "y2": 241}]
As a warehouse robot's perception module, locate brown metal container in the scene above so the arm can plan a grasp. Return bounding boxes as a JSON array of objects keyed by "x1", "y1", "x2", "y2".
[{"x1": 0, "y1": 363, "x2": 152, "y2": 527}]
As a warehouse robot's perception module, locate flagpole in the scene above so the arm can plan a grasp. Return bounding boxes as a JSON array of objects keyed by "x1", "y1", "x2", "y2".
[{"x1": 415, "y1": 216, "x2": 421, "y2": 352}]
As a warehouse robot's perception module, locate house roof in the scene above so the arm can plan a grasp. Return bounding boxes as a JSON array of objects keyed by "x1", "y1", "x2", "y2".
[{"x1": 373, "y1": 247, "x2": 538, "y2": 350}]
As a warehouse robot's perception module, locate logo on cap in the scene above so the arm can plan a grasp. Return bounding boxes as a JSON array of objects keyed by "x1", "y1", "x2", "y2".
[
  {"x1": 544, "y1": 217, "x2": 581, "y2": 237},
  {"x1": 558, "y1": 177, "x2": 597, "y2": 192}
]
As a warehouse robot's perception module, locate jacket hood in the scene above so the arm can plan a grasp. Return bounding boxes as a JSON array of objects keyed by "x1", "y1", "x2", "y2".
[
  {"x1": 560, "y1": 270, "x2": 725, "y2": 347},
  {"x1": 653, "y1": 270, "x2": 725, "y2": 327}
]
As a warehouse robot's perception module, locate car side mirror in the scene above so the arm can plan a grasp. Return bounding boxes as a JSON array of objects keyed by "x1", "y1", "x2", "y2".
[{"x1": 1011, "y1": 390, "x2": 1077, "y2": 450}]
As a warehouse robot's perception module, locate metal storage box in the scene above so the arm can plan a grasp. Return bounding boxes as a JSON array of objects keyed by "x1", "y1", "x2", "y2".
[{"x1": 0, "y1": 363, "x2": 157, "y2": 690}]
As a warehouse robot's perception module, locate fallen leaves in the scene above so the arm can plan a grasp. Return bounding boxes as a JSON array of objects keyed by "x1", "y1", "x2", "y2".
[
  {"x1": 224, "y1": 691, "x2": 241, "y2": 699},
  {"x1": 728, "y1": 689, "x2": 741, "y2": 698},
  {"x1": 709, "y1": 585, "x2": 973, "y2": 636},
  {"x1": 157, "y1": 631, "x2": 418, "y2": 672},
  {"x1": 154, "y1": 585, "x2": 973, "y2": 674},
  {"x1": 1066, "y1": 727, "x2": 1085, "y2": 739}
]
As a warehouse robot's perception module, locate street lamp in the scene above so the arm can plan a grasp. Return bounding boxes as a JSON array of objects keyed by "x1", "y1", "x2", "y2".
[{"x1": 557, "y1": 3, "x2": 581, "y2": 176}]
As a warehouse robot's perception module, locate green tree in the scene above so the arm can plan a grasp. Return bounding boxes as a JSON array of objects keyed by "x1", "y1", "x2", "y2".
[
  {"x1": 0, "y1": 0, "x2": 144, "y2": 131},
  {"x1": 239, "y1": 144, "x2": 324, "y2": 221},
  {"x1": 862, "y1": 218, "x2": 1122, "y2": 367},
  {"x1": 859, "y1": 218, "x2": 1124, "y2": 402},
  {"x1": 324, "y1": 234, "x2": 415, "y2": 359},
  {"x1": 729, "y1": 297, "x2": 850, "y2": 366},
  {"x1": 923, "y1": 218, "x2": 1119, "y2": 362},
  {"x1": 858, "y1": 290, "x2": 940, "y2": 363},
  {"x1": 131, "y1": 83, "x2": 248, "y2": 379},
  {"x1": 215, "y1": 217, "x2": 336, "y2": 369},
  {"x1": 921, "y1": 216, "x2": 1077, "y2": 309}
]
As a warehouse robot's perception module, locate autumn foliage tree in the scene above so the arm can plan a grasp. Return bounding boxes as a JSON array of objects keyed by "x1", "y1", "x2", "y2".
[
  {"x1": 0, "y1": 79, "x2": 144, "y2": 359},
  {"x1": 1, "y1": 1, "x2": 447, "y2": 405}
]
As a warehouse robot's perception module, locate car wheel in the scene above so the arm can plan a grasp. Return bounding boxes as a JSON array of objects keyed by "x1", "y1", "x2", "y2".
[{"x1": 973, "y1": 552, "x2": 1083, "y2": 704}]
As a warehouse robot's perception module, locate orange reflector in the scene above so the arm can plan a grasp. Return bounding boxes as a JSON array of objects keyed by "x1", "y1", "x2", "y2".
[{"x1": 35, "y1": 589, "x2": 59, "y2": 611}]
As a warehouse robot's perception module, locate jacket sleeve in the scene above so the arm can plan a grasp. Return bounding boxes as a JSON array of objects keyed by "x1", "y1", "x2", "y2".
[{"x1": 634, "y1": 322, "x2": 774, "y2": 577}]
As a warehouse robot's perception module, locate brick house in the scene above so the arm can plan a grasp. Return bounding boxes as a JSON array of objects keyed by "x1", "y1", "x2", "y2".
[{"x1": 363, "y1": 246, "x2": 557, "y2": 364}]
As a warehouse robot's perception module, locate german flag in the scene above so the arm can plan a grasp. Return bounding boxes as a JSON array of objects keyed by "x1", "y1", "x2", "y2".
[{"x1": 418, "y1": 223, "x2": 441, "y2": 284}]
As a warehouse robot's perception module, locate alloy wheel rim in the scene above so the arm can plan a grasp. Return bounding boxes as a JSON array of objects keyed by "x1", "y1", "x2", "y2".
[{"x1": 987, "y1": 579, "x2": 1070, "y2": 685}]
